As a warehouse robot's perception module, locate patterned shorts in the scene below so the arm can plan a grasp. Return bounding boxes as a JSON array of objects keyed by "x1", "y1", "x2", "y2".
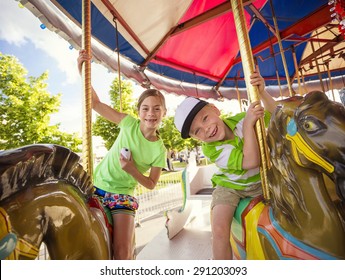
[{"x1": 94, "y1": 187, "x2": 139, "y2": 216}]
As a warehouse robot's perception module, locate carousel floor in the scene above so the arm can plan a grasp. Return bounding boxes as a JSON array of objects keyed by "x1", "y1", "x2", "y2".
[{"x1": 136, "y1": 200, "x2": 212, "y2": 260}]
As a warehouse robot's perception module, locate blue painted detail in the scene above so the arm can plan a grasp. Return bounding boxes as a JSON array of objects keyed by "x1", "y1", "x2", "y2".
[
  {"x1": 287, "y1": 119, "x2": 297, "y2": 136},
  {"x1": 0, "y1": 233, "x2": 17, "y2": 260},
  {"x1": 236, "y1": 243, "x2": 247, "y2": 260}
]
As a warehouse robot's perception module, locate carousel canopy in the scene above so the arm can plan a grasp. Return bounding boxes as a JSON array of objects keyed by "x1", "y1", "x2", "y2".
[{"x1": 21, "y1": 0, "x2": 345, "y2": 100}]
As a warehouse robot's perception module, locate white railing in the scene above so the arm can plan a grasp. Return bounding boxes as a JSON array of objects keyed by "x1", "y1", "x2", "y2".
[{"x1": 135, "y1": 170, "x2": 184, "y2": 225}]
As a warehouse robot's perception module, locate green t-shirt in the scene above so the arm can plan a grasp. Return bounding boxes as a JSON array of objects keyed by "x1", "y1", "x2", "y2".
[
  {"x1": 202, "y1": 111, "x2": 271, "y2": 190},
  {"x1": 93, "y1": 115, "x2": 167, "y2": 196}
]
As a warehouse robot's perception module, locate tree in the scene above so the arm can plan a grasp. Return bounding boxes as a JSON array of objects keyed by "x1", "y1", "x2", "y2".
[
  {"x1": 159, "y1": 116, "x2": 199, "y2": 151},
  {"x1": 92, "y1": 78, "x2": 136, "y2": 149},
  {"x1": 0, "y1": 52, "x2": 81, "y2": 151}
]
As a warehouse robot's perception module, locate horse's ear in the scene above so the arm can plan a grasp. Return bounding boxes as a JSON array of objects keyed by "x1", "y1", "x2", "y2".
[
  {"x1": 303, "y1": 91, "x2": 327, "y2": 103},
  {"x1": 297, "y1": 91, "x2": 326, "y2": 113}
]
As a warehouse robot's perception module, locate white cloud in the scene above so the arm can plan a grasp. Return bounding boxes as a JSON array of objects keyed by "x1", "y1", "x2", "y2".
[
  {"x1": 0, "y1": 1, "x2": 78, "y2": 84},
  {"x1": 0, "y1": 1, "x2": 115, "y2": 134}
]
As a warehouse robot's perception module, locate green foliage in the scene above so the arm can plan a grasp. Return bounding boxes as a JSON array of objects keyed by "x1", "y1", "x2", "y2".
[
  {"x1": 159, "y1": 116, "x2": 181, "y2": 150},
  {"x1": 0, "y1": 52, "x2": 81, "y2": 151},
  {"x1": 159, "y1": 116, "x2": 201, "y2": 151},
  {"x1": 92, "y1": 78, "x2": 136, "y2": 149}
]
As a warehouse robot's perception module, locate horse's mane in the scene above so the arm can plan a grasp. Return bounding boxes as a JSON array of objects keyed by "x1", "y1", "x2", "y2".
[
  {"x1": 267, "y1": 94, "x2": 315, "y2": 224},
  {"x1": 0, "y1": 144, "x2": 93, "y2": 201}
]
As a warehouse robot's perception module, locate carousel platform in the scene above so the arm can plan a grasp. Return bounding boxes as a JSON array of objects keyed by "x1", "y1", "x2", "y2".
[{"x1": 136, "y1": 200, "x2": 212, "y2": 260}]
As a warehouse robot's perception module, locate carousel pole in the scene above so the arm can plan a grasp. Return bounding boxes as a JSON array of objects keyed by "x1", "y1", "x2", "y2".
[
  {"x1": 230, "y1": 0, "x2": 271, "y2": 202},
  {"x1": 113, "y1": 17, "x2": 123, "y2": 112},
  {"x1": 310, "y1": 41, "x2": 325, "y2": 93},
  {"x1": 81, "y1": 0, "x2": 93, "y2": 181},
  {"x1": 269, "y1": 0, "x2": 293, "y2": 97},
  {"x1": 326, "y1": 62, "x2": 336, "y2": 101},
  {"x1": 235, "y1": 77, "x2": 243, "y2": 112},
  {"x1": 265, "y1": 24, "x2": 283, "y2": 99},
  {"x1": 292, "y1": 46, "x2": 302, "y2": 95},
  {"x1": 300, "y1": 69, "x2": 308, "y2": 94}
]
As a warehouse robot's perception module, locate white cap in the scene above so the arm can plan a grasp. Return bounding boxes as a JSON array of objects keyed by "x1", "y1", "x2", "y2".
[{"x1": 174, "y1": 97, "x2": 208, "y2": 139}]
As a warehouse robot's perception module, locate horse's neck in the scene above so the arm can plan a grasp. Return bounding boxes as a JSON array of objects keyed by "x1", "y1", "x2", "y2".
[
  {"x1": 2, "y1": 184, "x2": 109, "y2": 259},
  {"x1": 270, "y1": 167, "x2": 345, "y2": 257}
]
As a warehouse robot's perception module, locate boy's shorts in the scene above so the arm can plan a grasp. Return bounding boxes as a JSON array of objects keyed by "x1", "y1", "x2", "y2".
[{"x1": 211, "y1": 183, "x2": 262, "y2": 210}]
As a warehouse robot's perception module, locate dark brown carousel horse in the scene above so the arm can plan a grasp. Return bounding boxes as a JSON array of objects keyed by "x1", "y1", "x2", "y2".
[
  {"x1": 230, "y1": 91, "x2": 345, "y2": 259},
  {"x1": 0, "y1": 145, "x2": 112, "y2": 259}
]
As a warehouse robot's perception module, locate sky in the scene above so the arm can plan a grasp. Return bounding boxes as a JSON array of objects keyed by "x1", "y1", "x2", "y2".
[
  {"x1": 0, "y1": 1, "x2": 188, "y2": 136},
  {"x1": 0, "y1": 1, "x2": 243, "y2": 139}
]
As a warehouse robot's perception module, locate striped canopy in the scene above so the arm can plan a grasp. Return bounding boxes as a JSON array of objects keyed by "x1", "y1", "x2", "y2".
[{"x1": 21, "y1": 0, "x2": 345, "y2": 100}]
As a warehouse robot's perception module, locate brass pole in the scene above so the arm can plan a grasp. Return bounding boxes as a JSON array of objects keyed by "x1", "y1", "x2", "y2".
[
  {"x1": 113, "y1": 17, "x2": 123, "y2": 112},
  {"x1": 235, "y1": 77, "x2": 243, "y2": 112},
  {"x1": 82, "y1": 0, "x2": 93, "y2": 181},
  {"x1": 266, "y1": 25, "x2": 283, "y2": 98},
  {"x1": 300, "y1": 69, "x2": 308, "y2": 94},
  {"x1": 276, "y1": 70, "x2": 283, "y2": 99},
  {"x1": 292, "y1": 47, "x2": 302, "y2": 95},
  {"x1": 326, "y1": 62, "x2": 335, "y2": 101},
  {"x1": 269, "y1": 0, "x2": 293, "y2": 97},
  {"x1": 311, "y1": 41, "x2": 325, "y2": 93},
  {"x1": 230, "y1": 0, "x2": 271, "y2": 202}
]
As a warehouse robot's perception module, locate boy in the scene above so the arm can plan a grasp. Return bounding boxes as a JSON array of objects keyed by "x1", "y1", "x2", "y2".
[{"x1": 174, "y1": 67, "x2": 276, "y2": 259}]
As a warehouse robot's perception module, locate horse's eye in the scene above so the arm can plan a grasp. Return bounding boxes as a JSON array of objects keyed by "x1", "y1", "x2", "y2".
[
  {"x1": 299, "y1": 117, "x2": 324, "y2": 134},
  {"x1": 303, "y1": 121, "x2": 314, "y2": 130}
]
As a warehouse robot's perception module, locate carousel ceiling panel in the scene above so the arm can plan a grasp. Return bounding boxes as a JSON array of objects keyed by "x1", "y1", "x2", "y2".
[{"x1": 21, "y1": 0, "x2": 345, "y2": 100}]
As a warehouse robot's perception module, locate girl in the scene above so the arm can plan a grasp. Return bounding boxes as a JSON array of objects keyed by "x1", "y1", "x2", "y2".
[{"x1": 78, "y1": 50, "x2": 167, "y2": 259}]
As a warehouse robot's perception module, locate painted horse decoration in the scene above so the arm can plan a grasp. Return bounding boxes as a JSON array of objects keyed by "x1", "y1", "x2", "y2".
[
  {"x1": 230, "y1": 91, "x2": 345, "y2": 259},
  {"x1": 0, "y1": 145, "x2": 112, "y2": 259}
]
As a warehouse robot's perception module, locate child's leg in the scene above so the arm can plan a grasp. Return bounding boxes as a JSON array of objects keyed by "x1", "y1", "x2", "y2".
[
  {"x1": 211, "y1": 204, "x2": 236, "y2": 260},
  {"x1": 112, "y1": 213, "x2": 135, "y2": 260}
]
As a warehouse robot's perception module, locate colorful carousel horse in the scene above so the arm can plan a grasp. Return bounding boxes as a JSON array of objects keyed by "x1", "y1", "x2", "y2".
[
  {"x1": 0, "y1": 145, "x2": 112, "y2": 259},
  {"x1": 231, "y1": 91, "x2": 345, "y2": 259}
]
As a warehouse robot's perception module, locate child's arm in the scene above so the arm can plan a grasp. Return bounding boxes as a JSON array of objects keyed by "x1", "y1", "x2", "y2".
[
  {"x1": 250, "y1": 65, "x2": 278, "y2": 114},
  {"x1": 77, "y1": 50, "x2": 127, "y2": 125},
  {"x1": 120, "y1": 154, "x2": 162, "y2": 189},
  {"x1": 242, "y1": 101, "x2": 264, "y2": 170}
]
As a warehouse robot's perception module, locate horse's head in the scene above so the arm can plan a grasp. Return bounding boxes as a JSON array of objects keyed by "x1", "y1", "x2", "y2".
[
  {"x1": 262, "y1": 91, "x2": 345, "y2": 259},
  {"x1": 289, "y1": 91, "x2": 345, "y2": 201},
  {"x1": 269, "y1": 91, "x2": 345, "y2": 202}
]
